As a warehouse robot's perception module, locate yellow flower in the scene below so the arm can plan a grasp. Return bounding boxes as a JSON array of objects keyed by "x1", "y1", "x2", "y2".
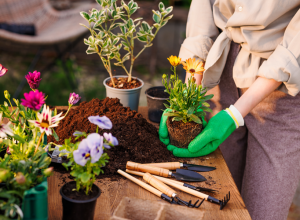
[
  {"x1": 167, "y1": 55, "x2": 181, "y2": 67},
  {"x1": 182, "y1": 58, "x2": 205, "y2": 76}
]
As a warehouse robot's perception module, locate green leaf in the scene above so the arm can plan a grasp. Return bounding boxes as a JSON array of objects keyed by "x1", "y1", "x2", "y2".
[
  {"x1": 86, "y1": 47, "x2": 97, "y2": 54},
  {"x1": 187, "y1": 106, "x2": 195, "y2": 116},
  {"x1": 13, "y1": 134, "x2": 25, "y2": 144},
  {"x1": 173, "y1": 117, "x2": 184, "y2": 121},
  {"x1": 84, "y1": 38, "x2": 90, "y2": 45},
  {"x1": 122, "y1": 53, "x2": 131, "y2": 62},
  {"x1": 153, "y1": 13, "x2": 161, "y2": 23},
  {"x1": 93, "y1": 166, "x2": 101, "y2": 175},
  {"x1": 164, "y1": 14, "x2": 173, "y2": 21},
  {"x1": 96, "y1": 0, "x2": 102, "y2": 5},
  {"x1": 153, "y1": 23, "x2": 161, "y2": 29},
  {"x1": 190, "y1": 114, "x2": 202, "y2": 124},
  {"x1": 80, "y1": 11, "x2": 90, "y2": 21},
  {"x1": 120, "y1": 25, "x2": 126, "y2": 34},
  {"x1": 141, "y1": 21, "x2": 150, "y2": 32},
  {"x1": 52, "y1": 129, "x2": 59, "y2": 141},
  {"x1": 80, "y1": 173, "x2": 91, "y2": 183},
  {"x1": 159, "y1": 2, "x2": 165, "y2": 11},
  {"x1": 130, "y1": 7, "x2": 138, "y2": 15},
  {"x1": 137, "y1": 35, "x2": 147, "y2": 42},
  {"x1": 165, "y1": 6, "x2": 173, "y2": 15},
  {"x1": 70, "y1": 170, "x2": 81, "y2": 178}
]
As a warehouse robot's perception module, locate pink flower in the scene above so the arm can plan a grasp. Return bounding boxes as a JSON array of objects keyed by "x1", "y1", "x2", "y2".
[
  {"x1": 25, "y1": 70, "x2": 41, "y2": 89},
  {"x1": 0, "y1": 64, "x2": 8, "y2": 77},
  {"x1": 68, "y1": 92, "x2": 81, "y2": 105},
  {"x1": 21, "y1": 90, "x2": 45, "y2": 111}
]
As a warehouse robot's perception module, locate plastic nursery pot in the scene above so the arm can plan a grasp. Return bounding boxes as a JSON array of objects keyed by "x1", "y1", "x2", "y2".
[
  {"x1": 22, "y1": 178, "x2": 48, "y2": 220},
  {"x1": 60, "y1": 181, "x2": 101, "y2": 220},
  {"x1": 103, "y1": 75, "x2": 144, "y2": 111},
  {"x1": 145, "y1": 86, "x2": 169, "y2": 123}
]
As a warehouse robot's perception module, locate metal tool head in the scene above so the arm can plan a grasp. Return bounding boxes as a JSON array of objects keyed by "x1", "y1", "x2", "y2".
[
  {"x1": 175, "y1": 169, "x2": 207, "y2": 182},
  {"x1": 175, "y1": 196, "x2": 204, "y2": 208},
  {"x1": 196, "y1": 186, "x2": 217, "y2": 193},
  {"x1": 219, "y1": 191, "x2": 230, "y2": 210},
  {"x1": 184, "y1": 163, "x2": 216, "y2": 172}
]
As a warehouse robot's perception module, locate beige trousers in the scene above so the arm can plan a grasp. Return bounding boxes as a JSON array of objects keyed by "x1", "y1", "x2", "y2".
[{"x1": 206, "y1": 42, "x2": 300, "y2": 220}]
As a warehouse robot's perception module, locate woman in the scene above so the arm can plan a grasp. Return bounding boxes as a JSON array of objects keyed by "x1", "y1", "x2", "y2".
[{"x1": 159, "y1": 1, "x2": 300, "y2": 219}]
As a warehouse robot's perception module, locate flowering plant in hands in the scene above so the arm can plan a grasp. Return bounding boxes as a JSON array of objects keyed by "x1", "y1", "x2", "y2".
[
  {"x1": 60, "y1": 115, "x2": 118, "y2": 195},
  {"x1": 162, "y1": 56, "x2": 213, "y2": 124},
  {"x1": 80, "y1": 0, "x2": 173, "y2": 87}
]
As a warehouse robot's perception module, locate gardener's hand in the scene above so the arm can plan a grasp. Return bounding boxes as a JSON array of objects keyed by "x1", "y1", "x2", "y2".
[{"x1": 160, "y1": 106, "x2": 244, "y2": 157}]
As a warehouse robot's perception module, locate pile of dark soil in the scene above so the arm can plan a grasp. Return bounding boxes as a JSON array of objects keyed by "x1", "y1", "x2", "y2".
[{"x1": 48, "y1": 97, "x2": 175, "y2": 176}]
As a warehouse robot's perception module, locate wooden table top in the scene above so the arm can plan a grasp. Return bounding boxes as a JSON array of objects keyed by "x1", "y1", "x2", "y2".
[{"x1": 48, "y1": 106, "x2": 251, "y2": 220}]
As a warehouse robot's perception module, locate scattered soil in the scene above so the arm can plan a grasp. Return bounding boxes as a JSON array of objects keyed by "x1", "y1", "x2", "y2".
[
  {"x1": 61, "y1": 181, "x2": 100, "y2": 201},
  {"x1": 47, "y1": 97, "x2": 176, "y2": 177},
  {"x1": 106, "y1": 77, "x2": 142, "y2": 89},
  {"x1": 167, "y1": 117, "x2": 203, "y2": 148}
]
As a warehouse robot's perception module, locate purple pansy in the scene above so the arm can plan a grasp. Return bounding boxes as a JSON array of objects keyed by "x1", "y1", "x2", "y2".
[
  {"x1": 21, "y1": 90, "x2": 45, "y2": 111},
  {"x1": 25, "y1": 70, "x2": 41, "y2": 90},
  {"x1": 103, "y1": 132, "x2": 118, "y2": 149},
  {"x1": 88, "y1": 116, "x2": 112, "y2": 129},
  {"x1": 68, "y1": 92, "x2": 81, "y2": 105},
  {"x1": 73, "y1": 133, "x2": 103, "y2": 166}
]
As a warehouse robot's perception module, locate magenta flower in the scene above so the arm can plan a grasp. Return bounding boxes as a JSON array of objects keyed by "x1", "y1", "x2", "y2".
[
  {"x1": 21, "y1": 90, "x2": 45, "y2": 111},
  {"x1": 0, "y1": 64, "x2": 8, "y2": 77},
  {"x1": 25, "y1": 70, "x2": 41, "y2": 90},
  {"x1": 68, "y1": 92, "x2": 81, "y2": 105}
]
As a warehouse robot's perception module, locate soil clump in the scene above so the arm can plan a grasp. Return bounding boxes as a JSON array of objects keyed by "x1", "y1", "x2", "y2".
[
  {"x1": 167, "y1": 117, "x2": 203, "y2": 148},
  {"x1": 61, "y1": 181, "x2": 100, "y2": 201},
  {"x1": 107, "y1": 77, "x2": 142, "y2": 89},
  {"x1": 48, "y1": 98, "x2": 175, "y2": 177}
]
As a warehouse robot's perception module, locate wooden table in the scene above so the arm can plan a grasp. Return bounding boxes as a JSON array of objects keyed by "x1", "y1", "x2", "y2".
[{"x1": 48, "y1": 107, "x2": 251, "y2": 220}]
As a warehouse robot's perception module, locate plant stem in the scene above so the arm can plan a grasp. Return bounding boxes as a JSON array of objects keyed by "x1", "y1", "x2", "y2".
[
  {"x1": 34, "y1": 132, "x2": 45, "y2": 154},
  {"x1": 64, "y1": 105, "x2": 72, "y2": 118},
  {"x1": 107, "y1": 58, "x2": 116, "y2": 87}
]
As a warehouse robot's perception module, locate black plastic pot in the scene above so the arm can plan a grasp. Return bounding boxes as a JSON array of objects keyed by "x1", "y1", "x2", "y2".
[
  {"x1": 60, "y1": 181, "x2": 101, "y2": 220},
  {"x1": 145, "y1": 86, "x2": 169, "y2": 123}
]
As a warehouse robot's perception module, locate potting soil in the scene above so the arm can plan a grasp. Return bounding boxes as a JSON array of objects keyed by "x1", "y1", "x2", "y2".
[{"x1": 47, "y1": 98, "x2": 175, "y2": 176}]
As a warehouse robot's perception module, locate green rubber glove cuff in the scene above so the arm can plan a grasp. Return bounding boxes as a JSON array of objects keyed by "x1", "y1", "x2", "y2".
[{"x1": 158, "y1": 108, "x2": 172, "y2": 139}]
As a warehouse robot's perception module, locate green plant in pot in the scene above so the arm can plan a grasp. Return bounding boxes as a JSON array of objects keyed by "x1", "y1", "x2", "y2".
[
  {"x1": 0, "y1": 65, "x2": 79, "y2": 219},
  {"x1": 160, "y1": 57, "x2": 214, "y2": 148},
  {"x1": 59, "y1": 116, "x2": 118, "y2": 220},
  {"x1": 80, "y1": 0, "x2": 173, "y2": 111}
]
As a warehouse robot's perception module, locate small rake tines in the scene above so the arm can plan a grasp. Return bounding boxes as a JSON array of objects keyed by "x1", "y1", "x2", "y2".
[
  {"x1": 175, "y1": 197, "x2": 205, "y2": 208},
  {"x1": 219, "y1": 191, "x2": 230, "y2": 210}
]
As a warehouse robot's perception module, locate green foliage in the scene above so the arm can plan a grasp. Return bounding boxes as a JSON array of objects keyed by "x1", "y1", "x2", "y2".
[
  {"x1": 60, "y1": 137, "x2": 110, "y2": 195},
  {"x1": 81, "y1": 0, "x2": 173, "y2": 81},
  {"x1": 162, "y1": 73, "x2": 213, "y2": 124}
]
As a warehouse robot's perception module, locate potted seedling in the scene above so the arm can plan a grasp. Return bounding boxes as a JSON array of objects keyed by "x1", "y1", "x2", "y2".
[
  {"x1": 59, "y1": 116, "x2": 118, "y2": 220},
  {"x1": 162, "y1": 57, "x2": 213, "y2": 148},
  {"x1": 80, "y1": 0, "x2": 173, "y2": 111}
]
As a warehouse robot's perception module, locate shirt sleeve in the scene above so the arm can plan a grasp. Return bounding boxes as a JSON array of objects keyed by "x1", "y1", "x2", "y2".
[
  {"x1": 257, "y1": 9, "x2": 300, "y2": 96},
  {"x1": 178, "y1": 0, "x2": 219, "y2": 62}
]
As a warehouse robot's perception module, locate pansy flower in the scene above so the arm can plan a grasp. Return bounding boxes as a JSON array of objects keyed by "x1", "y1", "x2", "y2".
[
  {"x1": 103, "y1": 132, "x2": 118, "y2": 149},
  {"x1": 88, "y1": 116, "x2": 112, "y2": 129}
]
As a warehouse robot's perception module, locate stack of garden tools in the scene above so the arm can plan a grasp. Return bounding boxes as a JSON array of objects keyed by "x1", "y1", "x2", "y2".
[{"x1": 118, "y1": 161, "x2": 230, "y2": 210}]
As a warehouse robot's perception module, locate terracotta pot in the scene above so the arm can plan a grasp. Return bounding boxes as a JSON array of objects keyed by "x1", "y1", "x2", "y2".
[
  {"x1": 166, "y1": 117, "x2": 203, "y2": 148},
  {"x1": 103, "y1": 76, "x2": 144, "y2": 111}
]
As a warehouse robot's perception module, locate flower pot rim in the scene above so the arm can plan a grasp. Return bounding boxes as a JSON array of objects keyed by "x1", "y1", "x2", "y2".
[
  {"x1": 103, "y1": 75, "x2": 144, "y2": 91},
  {"x1": 60, "y1": 181, "x2": 101, "y2": 204},
  {"x1": 145, "y1": 86, "x2": 169, "y2": 101}
]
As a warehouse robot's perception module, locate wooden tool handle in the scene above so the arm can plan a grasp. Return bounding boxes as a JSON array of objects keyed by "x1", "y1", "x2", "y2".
[
  {"x1": 145, "y1": 162, "x2": 181, "y2": 170},
  {"x1": 143, "y1": 173, "x2": 176, "y2": 198},
  {"x1": 156, "y1": 176, "x2": 209, "y2": 200},
  {"x1": 117, "y1": 170, "x2": 162, "y2": 197},
  {"x1": 126, "y1": 161, "x2": 169, "y2": 177}
]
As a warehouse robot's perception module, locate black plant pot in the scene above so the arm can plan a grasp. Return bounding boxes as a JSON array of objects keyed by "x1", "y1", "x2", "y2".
[
  {"x1": 145, "y1": 86, "x2": 169, "y2": 123},
  {"x1": 60, "y1": 181, "x2": 101, "y2": 220}
]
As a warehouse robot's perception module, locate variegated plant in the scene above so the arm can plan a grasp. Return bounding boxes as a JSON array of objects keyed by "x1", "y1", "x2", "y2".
[{"x1": 80, "y1": 0, "x2": 173, "y2": 87}]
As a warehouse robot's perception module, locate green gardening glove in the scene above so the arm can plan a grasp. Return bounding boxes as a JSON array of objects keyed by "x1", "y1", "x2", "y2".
[{"x1": 169, "y1": 110, "x2": 236, "y2": 157}]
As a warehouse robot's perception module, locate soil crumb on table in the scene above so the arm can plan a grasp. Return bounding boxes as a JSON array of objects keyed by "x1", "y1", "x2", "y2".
[{"x1": 48, "y1": 98, "x2": 175, "y2": 177}]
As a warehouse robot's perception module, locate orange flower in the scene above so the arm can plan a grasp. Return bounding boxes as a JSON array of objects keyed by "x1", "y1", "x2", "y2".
[
  {"x1": 167, "y1": 55, "x2": 181, "y2": 67},
  {"x1": 182, "y1": 58, "x2": 205, "y2": 76}
]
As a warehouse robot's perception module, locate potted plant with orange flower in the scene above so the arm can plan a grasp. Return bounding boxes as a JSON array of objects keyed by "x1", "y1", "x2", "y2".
[
  {"x1": 158, "y1": 57, "x2": 213, "y2": 148},
  {"x1": 145, "y1": 56, "x2": 181, "y2": 122}
]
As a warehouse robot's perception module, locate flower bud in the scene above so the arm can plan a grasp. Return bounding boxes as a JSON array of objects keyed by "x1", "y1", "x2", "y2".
[
  {"x1": 0, "y1": 168, "x2": 9, "y2": 183},
  {"x1": 170, "y1": 75, "x2": 175, "y2": 80},
  {"x1": 162, "y1": 74, "x2": 167, "y2": 79},
  {"x1": 15, "y1": 172, "x2": 26, "y2": 185},
  {"x1": 68, "y1": 92, "x2": 81, "y2": 106},
  {"x1": 4, "y1": 90, "x2": 10, "y2": 100},
  {"x1": 43, "y1": 167, "x2": 54, "y2": 177}
]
